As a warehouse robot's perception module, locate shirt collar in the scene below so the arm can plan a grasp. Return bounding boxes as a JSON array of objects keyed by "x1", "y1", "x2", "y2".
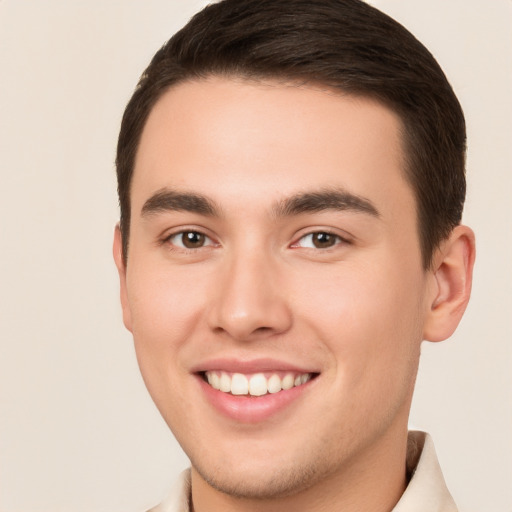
[{"x1": 394, "y1": 431, "x2": 457, "y2": 512}]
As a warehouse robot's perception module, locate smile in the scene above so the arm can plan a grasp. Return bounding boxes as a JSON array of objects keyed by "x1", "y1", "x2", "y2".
[{"x1": 204, "y1": 371, "x2": 314, "y2": 397}]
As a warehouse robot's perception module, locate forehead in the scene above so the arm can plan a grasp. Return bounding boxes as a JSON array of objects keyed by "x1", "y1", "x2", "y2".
[{"x1": 132, "y1": 77, "x2": 413, "y2": 220}]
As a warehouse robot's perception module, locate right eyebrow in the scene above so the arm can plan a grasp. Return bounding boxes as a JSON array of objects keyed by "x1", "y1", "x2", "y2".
[{"x1": 140, "y1": 188, "x2": 220, "y2": 218}]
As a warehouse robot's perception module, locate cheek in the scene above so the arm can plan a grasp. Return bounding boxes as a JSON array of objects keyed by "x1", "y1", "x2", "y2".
[
  {"x1": 296, "y1": 261, "x2": 425, "y2": 381},
  {"x1": 125, "y1": 269, "x2": 209, "y2": 424},
  {"x1": 126, "y1": 267, "x2": 206, "y2": 372}
]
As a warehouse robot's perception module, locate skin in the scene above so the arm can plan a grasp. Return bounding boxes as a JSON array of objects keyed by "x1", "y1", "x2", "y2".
[{"x1": 114, "y1": 77, "x2": 475, "y2": 512}]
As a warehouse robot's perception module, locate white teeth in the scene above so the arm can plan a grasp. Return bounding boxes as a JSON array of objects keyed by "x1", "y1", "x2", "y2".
[
  {"x1": 207, "y1": 372, "x2": 220, "y2": 390},
  {"x1": 249, "y1": 373, "x2": 268, "y2": 396},
  {"x1": 219, "y1": 372, "x2": 231, "y2": 392},
  {"x1": 267, "y1": 374, "x2": 282, "y2": 394},
  {"x1": 204, "y1": 371, "x2": 313, "y2": 396},
  {"x1": 231, "y1": 373, "x2": 249, "y2": 395},
  {"x1": 282, "y1": 374, "x2": 294, "y2": 390}
]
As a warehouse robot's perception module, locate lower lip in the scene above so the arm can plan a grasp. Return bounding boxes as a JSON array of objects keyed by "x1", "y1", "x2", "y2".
[{"x1": 197, "y1": 375, "x2": 315, "y2": 423}]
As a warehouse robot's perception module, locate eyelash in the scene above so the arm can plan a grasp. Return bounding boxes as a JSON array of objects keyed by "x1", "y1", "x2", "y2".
[
  {"x1": 291, "y1": 230, "x2": 351, "y2": 250},
  {"x1": 162, "y1": 230, "x2": 217, "y2": 251},
  {"x1": 161, "y1": 229, "x2": 351, "y2": 252}
]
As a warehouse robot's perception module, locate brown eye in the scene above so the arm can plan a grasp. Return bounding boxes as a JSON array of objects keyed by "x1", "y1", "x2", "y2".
[
  {"x1": 311, "y1": 232, "x2": 337, "y2": 248},
  {"x1": 167, "y1": 230, "x2": 213, "y2": 249},
  {"x1": 181, "y1": 231, "x2": 206, "y2": 248},
  {"x1": 294, "y1": 231, "x2": 343, "y2": 249}
]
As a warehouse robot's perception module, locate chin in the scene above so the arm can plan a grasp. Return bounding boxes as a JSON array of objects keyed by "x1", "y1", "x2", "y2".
[{"x1": 191, "y1": 450, "x2": 329, "y2": 500}]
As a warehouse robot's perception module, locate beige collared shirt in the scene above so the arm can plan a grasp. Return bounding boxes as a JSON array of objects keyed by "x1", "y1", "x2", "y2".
[{"x1": 149, "y1": 431, "x2": 457, "y2": 512}]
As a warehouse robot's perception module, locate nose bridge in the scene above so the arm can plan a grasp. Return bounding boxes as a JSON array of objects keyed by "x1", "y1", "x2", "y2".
[{"x1": 207, "y1": 241, "x2": 292, "y2": 341}]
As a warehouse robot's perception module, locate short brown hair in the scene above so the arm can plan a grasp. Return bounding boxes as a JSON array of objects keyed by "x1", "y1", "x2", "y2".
[{"x1": 116, "y1": 0, "x2": 466, "y2": 268}]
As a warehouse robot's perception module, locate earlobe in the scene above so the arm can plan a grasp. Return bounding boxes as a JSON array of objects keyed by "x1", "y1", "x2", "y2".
[
  {"x1": 113, "y1": 224, "x2": 133, "y2": 332},
  {"x1": 423, "y1": 225, "x2": 476, "y2": 342}
]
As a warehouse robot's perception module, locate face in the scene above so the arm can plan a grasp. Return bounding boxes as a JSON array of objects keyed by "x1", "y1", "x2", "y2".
[{"x1": 115, "y1": 78, "x2": 435, "y2": 500}]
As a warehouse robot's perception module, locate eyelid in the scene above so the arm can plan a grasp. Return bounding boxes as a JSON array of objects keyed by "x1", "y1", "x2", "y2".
[
  {"x1": 161, "y1": 226, "x2": 219, "y2": 250},
  {"x1": 290, "y1": 229, "x2": 353, "y2": 249}
]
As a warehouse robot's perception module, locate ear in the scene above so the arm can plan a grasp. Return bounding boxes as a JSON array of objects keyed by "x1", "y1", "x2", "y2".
[
  {"x1": 423, "y1": 225, "x2": 476, "y2": 342},
  {"x1": 113, "y1": 224, "x2": 133, "y2": 332}
]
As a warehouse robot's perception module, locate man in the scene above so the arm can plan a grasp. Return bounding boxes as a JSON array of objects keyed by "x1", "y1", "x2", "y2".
[{"x1": 113, "y1": 0, "x2": 475, "y2": 510}]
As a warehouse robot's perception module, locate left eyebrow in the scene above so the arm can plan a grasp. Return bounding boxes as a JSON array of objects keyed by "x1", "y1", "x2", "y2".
[{"x1": 272, "y1": 188, "x2": 380, "y2": 218}]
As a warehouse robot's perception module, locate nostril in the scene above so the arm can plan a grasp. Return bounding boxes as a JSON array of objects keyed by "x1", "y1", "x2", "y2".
[{"x1": 254, "y1": 326, "x2": 273, "y2": 334}]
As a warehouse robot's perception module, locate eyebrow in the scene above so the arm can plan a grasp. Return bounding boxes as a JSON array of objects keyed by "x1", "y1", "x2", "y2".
[
  {"x1": 141, "y1": 188, "x2": 220, "y2": 217},
  {"x1": 140, "y1": 187, "x2": 379, "y2": 219},
  {"x1": 273, "y1": 188, "x2": 380, "y2": 218}
]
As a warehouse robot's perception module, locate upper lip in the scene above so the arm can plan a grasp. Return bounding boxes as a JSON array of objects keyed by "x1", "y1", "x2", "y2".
[{"x1": 190, "y1": 357, "x2": 319, "y2": 375}]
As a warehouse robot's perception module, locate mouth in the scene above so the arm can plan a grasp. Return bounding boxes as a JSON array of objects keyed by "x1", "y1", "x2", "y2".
[
  {"x1": 194, "y1": 359, "x2": 320, "y2": 422},
  {"x1": 200, "y1": 370, "x2": 317, "y2": 397}
]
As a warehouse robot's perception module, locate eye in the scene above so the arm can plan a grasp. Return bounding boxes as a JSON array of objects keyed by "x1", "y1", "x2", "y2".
[
  {"x1": 166, "y1": 230, "x2": 215, "y2": 249},
  {"x1": 294, "y1": 231, "x2": 345, "y2": 249}
]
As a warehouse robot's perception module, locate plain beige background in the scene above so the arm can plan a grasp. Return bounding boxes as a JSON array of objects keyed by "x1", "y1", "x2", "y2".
[{"x1": 0, "y1": 1, "x2": 510, "y2": 511}]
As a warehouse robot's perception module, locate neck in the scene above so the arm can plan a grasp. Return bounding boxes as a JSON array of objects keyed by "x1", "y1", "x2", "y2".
[{"x1": 190, "y1": 425, "x2": 409, "y2": 512}]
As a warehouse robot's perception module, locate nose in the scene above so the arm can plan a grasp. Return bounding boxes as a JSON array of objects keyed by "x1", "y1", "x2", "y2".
[{"x1": 206, "y1": 250, "x2": 293, "y2": 342}]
